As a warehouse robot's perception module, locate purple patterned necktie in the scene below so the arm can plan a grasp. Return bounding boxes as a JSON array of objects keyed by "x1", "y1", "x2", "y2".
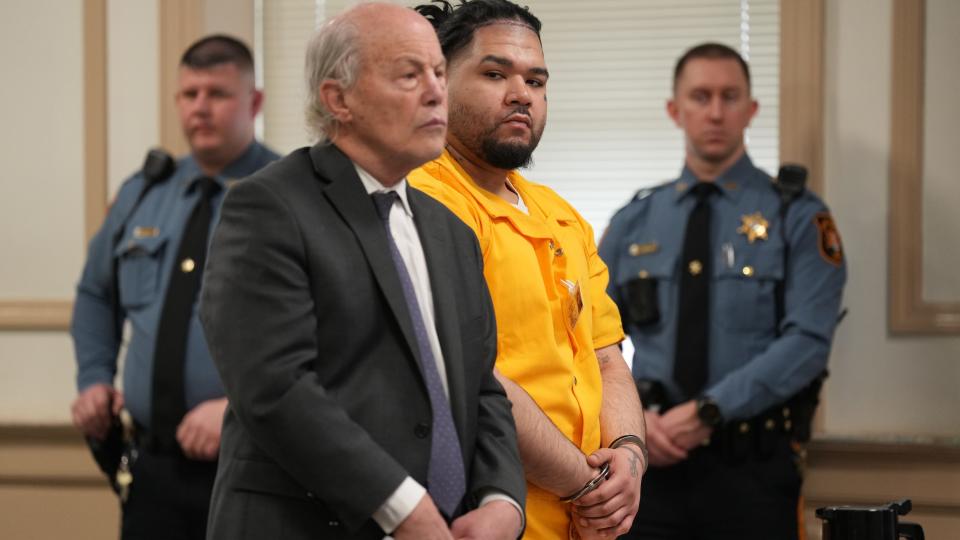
[{"x1": 371, "y1": 191, "x2": 466, "y2": 518}]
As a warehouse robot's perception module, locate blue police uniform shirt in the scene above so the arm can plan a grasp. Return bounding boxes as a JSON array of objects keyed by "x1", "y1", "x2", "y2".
[
  {"x1": 71, "y1": 141, "x2": 279, "y2": 428},
  {"x1": 599, "y1": 153, "x2": 846, "y2": 421}
]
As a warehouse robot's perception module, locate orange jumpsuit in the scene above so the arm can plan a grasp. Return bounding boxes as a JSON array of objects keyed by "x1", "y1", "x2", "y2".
[{"x1": 410, "y1": 150, "x2": 624, "y2": 539}]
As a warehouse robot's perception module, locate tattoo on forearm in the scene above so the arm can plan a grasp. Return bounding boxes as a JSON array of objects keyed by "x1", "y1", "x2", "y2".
[
  {"x1": 597, "y1": 350, "x2": 611, "y2": 365},
  {"x1": 623, "y1": 447, "x2": 641, "y2": 478}
]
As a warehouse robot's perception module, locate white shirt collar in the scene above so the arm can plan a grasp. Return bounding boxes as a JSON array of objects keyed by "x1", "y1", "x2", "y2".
[
  {"x1": 354, "y1": 163, "x2": 414, "y2": 218},
  {"x1": 505, "y1": 178, "x2": 528, "y2": 214}
]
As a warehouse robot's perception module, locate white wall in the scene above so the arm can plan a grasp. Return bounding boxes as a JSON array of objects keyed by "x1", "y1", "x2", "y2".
[
  {"x1": 824, "y1": 0, "x2": 960, "y2": 437},
  {"x1": 0, "y1": 333, "x2": 77, "y2": 423},
  {"x1": 0, "y1": 0, "x2": 86, "y2": 423},
  {"x1": 261, "y1": 0, "x2": 317, "y2": 155},
  {"x1": 107, "y1": 0, "x2": 159, "y2": 197},
  {"x1": 205, "y1": 0, "x2": 255, "y2": 46},
  {"x1": 0, "y1": 0, "x2": 85, "y2": 299}
]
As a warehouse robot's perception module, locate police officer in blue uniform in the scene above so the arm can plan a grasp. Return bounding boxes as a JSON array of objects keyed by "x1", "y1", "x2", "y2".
[
  {"x1": 70, "y1": 35, "x2": 278, "y2": 540},
  {"x1": 599, "y1": 43, "x2": 846, "y2": 540}
]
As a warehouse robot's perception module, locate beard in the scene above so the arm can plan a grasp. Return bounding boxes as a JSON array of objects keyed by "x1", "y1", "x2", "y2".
[
  {"x1": 451, "y1": 103, "x2": 543, "y2": 170},
  {"x1": 481, "y1": 136, "x2": 537, "y2": 170}
]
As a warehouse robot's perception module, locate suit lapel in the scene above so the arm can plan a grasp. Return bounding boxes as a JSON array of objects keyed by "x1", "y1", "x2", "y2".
[
  {"x1": 409, "y1": 187, "x2": 468, "y2": 434},
  {"x1": 309, "y1": 144, "x2": 423, "y2": 373}
]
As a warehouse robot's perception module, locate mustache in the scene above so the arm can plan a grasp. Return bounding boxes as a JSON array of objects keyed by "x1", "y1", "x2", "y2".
[{"x1": 502, "y1": 107, "x2": 532, "y2": 122}]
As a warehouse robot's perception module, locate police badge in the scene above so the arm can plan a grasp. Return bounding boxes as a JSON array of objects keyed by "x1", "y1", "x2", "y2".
[{"x1": 737, "y1": 212, "x2": 770, "y2": 243}]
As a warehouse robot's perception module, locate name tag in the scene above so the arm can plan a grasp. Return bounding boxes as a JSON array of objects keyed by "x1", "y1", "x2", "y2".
[
  {"x1": 132, "y1": 226, "x2": 159, "y2": 238},
  {"x1": 629, "y1": 242, "x2": 659, "y2": 256}
]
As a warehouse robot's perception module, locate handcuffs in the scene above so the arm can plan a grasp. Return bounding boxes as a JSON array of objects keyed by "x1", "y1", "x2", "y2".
[{"x1": 559, "y1": 433, "x2": 648, "y2": 504}]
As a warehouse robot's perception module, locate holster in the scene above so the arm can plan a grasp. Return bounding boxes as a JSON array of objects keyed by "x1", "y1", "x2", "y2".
[
  {"x1": 785, "y1": 370, "x2": 827, "y2": 443},
  {"x1": 85, "y1": 420, "x2": 123, "y2": 494}
]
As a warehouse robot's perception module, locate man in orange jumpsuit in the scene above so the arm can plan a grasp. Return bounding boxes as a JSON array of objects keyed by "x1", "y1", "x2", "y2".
[{"x1": 411, "y1": 1, "x2": 646, "y2": 538}]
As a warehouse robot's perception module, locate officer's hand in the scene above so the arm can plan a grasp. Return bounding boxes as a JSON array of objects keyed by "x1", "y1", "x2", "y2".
[
  {"x1": 71, "y1": 383, "x2": 122, "y2": 440},
  {"x1": 393, "y1": 495, "x2": 454, "y2": 540},
  {"x1": 644, "y1": 410, "x2": 688, "y2": 466},
  {"x1": 659, "y1": 401, "x2": 712, "y2": 451},
  {"x1": 451, "y1": 500, "x2": 522, "y2": 540},
  {"x1": 176, "y1": 397, "x2": 227, "y2": 461},
  {"x1": 570, "y1": 447, "x2": 641, "y2": 537}
]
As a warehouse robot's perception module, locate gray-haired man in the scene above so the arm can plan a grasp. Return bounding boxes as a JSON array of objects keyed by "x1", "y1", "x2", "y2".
[{"x1": 200, "y1": 4, "x2": 525, "y2": 539}]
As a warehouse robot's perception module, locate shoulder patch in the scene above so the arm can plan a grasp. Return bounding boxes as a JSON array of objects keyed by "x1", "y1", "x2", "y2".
[{"x1": 814, "y1": 212, "x2": 843, "y2": 266}]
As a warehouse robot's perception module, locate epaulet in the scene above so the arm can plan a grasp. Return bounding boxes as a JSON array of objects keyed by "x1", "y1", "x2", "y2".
[{"x1": 633, "y1": 179, "x2": 672, "y2": 202}]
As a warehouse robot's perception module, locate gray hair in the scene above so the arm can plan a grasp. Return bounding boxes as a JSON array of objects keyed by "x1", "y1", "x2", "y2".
[{"x1": 304, "y1": 17, "x2": 362, "y2": 143}]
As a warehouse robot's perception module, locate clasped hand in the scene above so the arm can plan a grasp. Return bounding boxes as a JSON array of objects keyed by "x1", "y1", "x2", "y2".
[
  {"x1": 645, "y1": 400, "x2": 712, "y2": 467},
  {"x1": 569, "y1": 445, "x2": 643, "y2": 538},
  {"x1": 393, "y1": 497, "x2": 521, "y2": 540}
]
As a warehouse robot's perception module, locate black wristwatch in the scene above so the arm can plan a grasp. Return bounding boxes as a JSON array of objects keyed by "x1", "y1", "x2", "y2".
[{"x1": 696, "y1": 396, "x2": 724, "y2": 427}]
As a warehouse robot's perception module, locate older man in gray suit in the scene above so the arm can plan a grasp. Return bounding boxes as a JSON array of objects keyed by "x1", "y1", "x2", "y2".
[{"x1": 199, "y1": 4, "x2": 525, "y2": 540}]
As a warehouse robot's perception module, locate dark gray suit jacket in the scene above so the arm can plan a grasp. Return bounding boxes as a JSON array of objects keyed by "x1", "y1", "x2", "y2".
[{"x1": 200, "y1": 143, "x2": 525, "y2": 539}]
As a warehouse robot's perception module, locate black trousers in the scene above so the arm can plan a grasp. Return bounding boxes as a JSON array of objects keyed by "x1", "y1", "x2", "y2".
[
  {"x1": 120, "y1": 449, "x2": 218, "y2": 540},
  {"x1": 624, "y1": 438, "x2": 803, "y2": 540}
]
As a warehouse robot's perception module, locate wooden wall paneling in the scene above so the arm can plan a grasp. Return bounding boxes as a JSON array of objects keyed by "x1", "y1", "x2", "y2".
[
  {"x1": 0, "y1": 426, "x2": 117, "y2": 540},
  {"x1": 0, "y1": 301, "x2": 73, "y2": 331},
  {"x1": 158, "y1": 0, "x2": 204, "y2": 157},
  {"x1": 780, "y1": 0, "x2": 825, "y2": 196},
  {"x1": 84, "y1": 0, "x2": 108, "y2": 245},
  {"x1": 779, "y1": 0, "x2": 831, "y2": 435}
]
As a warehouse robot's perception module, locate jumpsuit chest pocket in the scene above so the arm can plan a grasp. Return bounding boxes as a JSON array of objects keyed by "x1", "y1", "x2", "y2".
[
  {"x1": 616, "y1": 250, "x2": 677, "y2": 330},
  {"x1": 113, "y1": 233, "x2": 169, "y2": 309},
  {"x1": 714, "y1": 249, "x2": 783, "y2": 332}
]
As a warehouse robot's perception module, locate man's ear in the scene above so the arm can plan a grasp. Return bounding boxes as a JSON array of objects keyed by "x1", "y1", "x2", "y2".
[
  {"x1": 250, "y1": 89, "x2": 264, "y2": 118},
  {"x1": 666, "y1": 98, "x2": 681, "y2": 128},
  {"x1": 318, "y1": 80, "x2": 351, "y2": 123},
  {"x1": 746, "y1": 98, "x2": 759, "y2": 126}
]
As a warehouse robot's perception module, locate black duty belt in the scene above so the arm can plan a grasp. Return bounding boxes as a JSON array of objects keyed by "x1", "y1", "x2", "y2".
[
  {"x1": 133, "y1": 420, "x2": 180, "y2": 455},
  {"x1": 705, "y1": 403, "x2": 796, "y2": 463}
]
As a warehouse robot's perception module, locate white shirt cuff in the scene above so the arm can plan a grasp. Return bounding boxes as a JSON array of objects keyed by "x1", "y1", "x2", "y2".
[
  {"x1": 372, "y1": 476, "x2": 426, "y2": 535},
  {"x1": 478, "y1": 489, "x2": 525, "y2": 537},
  {"x1": 372, "y1": 480, "x2": 523, "y2": 538}
]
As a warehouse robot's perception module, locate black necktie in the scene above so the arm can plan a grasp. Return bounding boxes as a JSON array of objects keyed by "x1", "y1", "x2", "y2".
[
  {"x1": 371, "y1": 191, "x2": 466, "y2": 519},
  {"x1": 151, "y1": 177, "x2": 221, "y2": 451},
  {"x1": 674, "y1": 181, "x2": 718, "y2": 399}
]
